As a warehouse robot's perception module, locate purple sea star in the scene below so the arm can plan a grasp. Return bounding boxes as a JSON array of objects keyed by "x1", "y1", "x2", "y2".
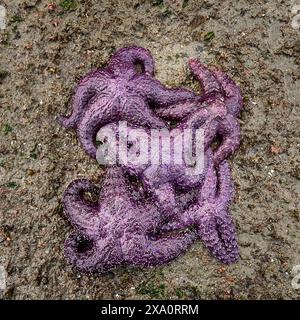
[
  {"x1": 59, "y1": 46, "x2": 243, "y2": 272},
  {"x1": 59, "y1": 46, "x2": 197, "y2": 159},
  {"x1": 63, "y1": 167, "x2": 197, "y2": 273}
]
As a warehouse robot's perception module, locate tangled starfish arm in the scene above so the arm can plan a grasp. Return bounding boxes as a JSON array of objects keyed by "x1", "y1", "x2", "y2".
[
  {"x1": 62, "y1": 179, "x2": 106, "y2": 240},
  {"x1": 195, "y1": 160, "x2": 239, "y2": 264},
  {"x1": 58, "y1": 69, "x2": 112, "y2": 129},
  {"x1": 154, "y1": 59, "x2": 233, "y2": 120},
  {"x1": 133, "y1": 76, "x2": 197, "y2": 108},
  {"x1": 107, "y1": 46, "x2": 156, "y2": 76},
  {"x1": 156, "y1": 59, "x2": 243, "y2": 165}
]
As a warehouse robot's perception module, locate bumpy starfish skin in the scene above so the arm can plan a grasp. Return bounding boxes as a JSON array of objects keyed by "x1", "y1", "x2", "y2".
[
  {"x1": 59, "y1": 46, "x2": 197, "y2": 158},
  {"x1": 161, "y1": 156, "x2": 239, "y2": 263},
  {"x1": 156, "y1": 59, "x2": 243, "y2": 165},
  {"x1": 60, "y1": 47, "x2": 243, "y2": 271},
  {"x1": 95, "y1": 122, "x2": 210, "y2": 221},
  {"x1": 100, "y1": 59, "x2": 243, "y2": 220},
  {"x1": 63, "y1": 167, "x2": 197, "y2": 273}
]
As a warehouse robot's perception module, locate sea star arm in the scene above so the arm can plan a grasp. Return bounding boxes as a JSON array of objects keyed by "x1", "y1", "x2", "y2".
[
  {"x1": 213, "y1": 70, "x2": 243, "y2": 116},
  {"x1": 62, "y1": 179, "x2": 108, "y2": 240},
  {"x1": 98, "y1": 166, "x2": 133, "y2": 206},
  {"x1": 133, "y1": 76, "x2": 197, "y2": 108},
  {"x1": 213, "y1": 115, "x2": 241, "y2": 165},
  {"x1": 180, "y1": 106, "x2": 211, "y2": 129},
  {"x1": 155, "y1": 100, "x2": 201, "y2": 121},
  {"x1": 197, "y1": 154, "x2": 218, "y2": 203},
  {"x1": 142, "y1": 165, "x2": 179, "y2": 220},
  {"x1": 59, "y1": 70, "x2": 110, "y2": 129},
  {"x1": 64, "y1": 232, "x2": 100, "y2": 273},
  {"x1": 188, "y1": 59, "x2": 221, "y2": 96},
  {"x1": 64, "y1": 232, "x2": 123, "y2": 273},
  {"x1": 196, "y1": 161, "x2": 239, "y2": 263},
  {"x1": 216, "y1": 160, "x2": 235, "y2": 206},
  {"x1": 76, "y1": 97, "x2": 117, "y2": 158},
  {"x1": 133, "y1": 201, "x2": 162, "y2": 234},
  {"x1": 196, "y1": 208, "x2": 238, "y2": 264},
  {"x1": 126, "y1": 232, "x2": 197, "y2": 267},
  {"x1": 108, "y1": 46, "x2": 155, "y2": 76}
]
